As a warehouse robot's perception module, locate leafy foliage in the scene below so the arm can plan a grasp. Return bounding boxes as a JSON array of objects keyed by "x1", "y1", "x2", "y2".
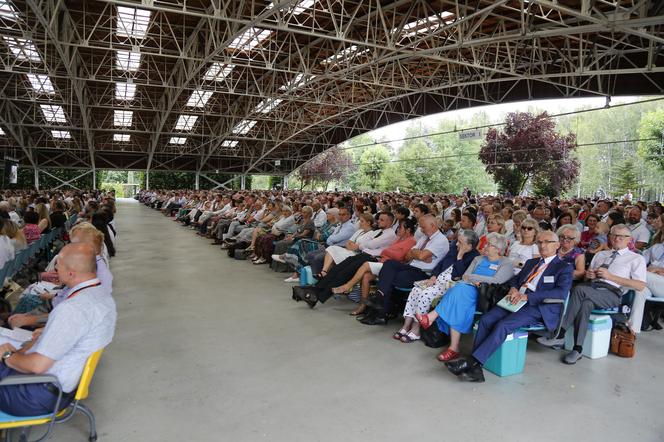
[
  {"x1": 295, "y1": 146, "x2": 355, "y2": 190},
  {"x1": 638, "y1": 108, "x2": 664, "y2": 170},
  {"x1": 479, "y1": 112, "x2": 578, "y2": 196},
  {"x1": 613, "y1": 159, "x2": 639, "y2": 197}
]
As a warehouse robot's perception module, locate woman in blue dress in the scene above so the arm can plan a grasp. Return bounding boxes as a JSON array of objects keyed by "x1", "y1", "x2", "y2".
[{"x1": 417, "y1": 233, "x2": 514, "y2": 362}]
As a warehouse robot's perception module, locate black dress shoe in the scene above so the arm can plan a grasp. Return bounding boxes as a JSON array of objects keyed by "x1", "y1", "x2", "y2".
[
  {"x1": 458, "y1": 364, "x2": 485, "y2": 383},
  {"x1": 445, "y1": 357, "x2": 472, "y2": 376},
  {"x1": 359, "y1": 314, "x2": 388, "y2": 326}
]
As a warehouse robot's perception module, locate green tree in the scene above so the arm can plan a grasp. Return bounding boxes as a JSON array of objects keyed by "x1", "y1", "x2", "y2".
[
  {"x1": 357, "y1": 145, "x2": 391, "y2": 190},
  {"x1": 638, "y1": 108, "x2": 664, "y2": 170},
  {"x1": 613, "y1": 159, "x2": 639, "y2": 197},
  {"x1": 379, "y1": 163, "x2": 412, "y2": 191}
]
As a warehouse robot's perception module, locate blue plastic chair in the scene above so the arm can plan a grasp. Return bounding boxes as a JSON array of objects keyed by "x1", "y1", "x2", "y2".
[
  {"x1": 592, "y1": 290, "x2": 634, "y2": 315},
  {"x1": 519, "y1": 292, "x2": 570, "y2": 339}
]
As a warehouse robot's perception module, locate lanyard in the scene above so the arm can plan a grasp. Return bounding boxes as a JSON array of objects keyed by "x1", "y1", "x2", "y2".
[
  {"x1": 522, "y1": 260, "x2": 548, "y2": 288},
  {"x1": 66, "y1": 282, "x2": 101, "y2": 301}
]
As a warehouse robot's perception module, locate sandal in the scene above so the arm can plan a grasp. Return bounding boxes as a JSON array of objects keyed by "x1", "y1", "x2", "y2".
[
  {"x1": 332, "y1": 286, "x2": 350, "y2": 295},
  {"x1": 392, "y1": 329, "x2": 408, "y2": 340},
  {"x1": 437, "y1": 348, "x2": 460, "y2": 362},
  {"x1": 314, "y1": 270, "x2": 328, "y2": 279},
  {"x1": 349, "y1": 305, "x2": 366, "y2": 316},
  {"x1": 401, "y1": 332, "x2": 421, "y2": 343},
  {"x1": 415, "y1": 313, "x2": 432, "y2": 330}
]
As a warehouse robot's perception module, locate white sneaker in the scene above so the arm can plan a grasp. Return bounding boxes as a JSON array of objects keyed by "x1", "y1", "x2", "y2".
[
  {"x1": 284, "y1": 276, "x2": 299, "y2": 283},
  {"x1": 271, "y1": 254, "x2": 286, "y2": 264}
]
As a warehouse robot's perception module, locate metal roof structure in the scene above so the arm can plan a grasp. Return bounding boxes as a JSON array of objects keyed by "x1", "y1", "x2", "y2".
[{"x1": 0, "y1": 0, "x2": 663, "y2": 185}]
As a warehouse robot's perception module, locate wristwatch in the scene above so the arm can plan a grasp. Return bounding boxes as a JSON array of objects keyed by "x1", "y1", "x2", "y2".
[{"x1": 1, "y1": 351, "x2": 12, "y2": 363}]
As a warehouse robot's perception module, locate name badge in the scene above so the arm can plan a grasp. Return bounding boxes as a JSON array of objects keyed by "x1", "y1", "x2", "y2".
[
  {"x1": 489, "y1": 264, "x2": 499, "y2": 270},
  {"x1": 543, "y1": 276, "x2": 554, "y2": 283}
]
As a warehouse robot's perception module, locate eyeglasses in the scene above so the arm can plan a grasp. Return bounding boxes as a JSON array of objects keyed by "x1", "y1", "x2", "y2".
[
  {"x1": 609, "y1": 233, "x2": 631, "y2": 239},
  {"x1": 559, "y1": 236, "x2": 576, "y2": 241},
  {"x1": 521, "y1": 226, "x2": 535, "y2": 231},
  {"x1": 536, "y1": 240, "x2": 558, "y2": 246}
]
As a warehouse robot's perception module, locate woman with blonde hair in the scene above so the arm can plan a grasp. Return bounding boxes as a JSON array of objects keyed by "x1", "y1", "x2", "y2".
[
  {"x1": 35, "y1": 203, "x2": 51, "y2": 232},
  {"x1": 507, "y1": 218, "x2": 540, "y2": 274},
  {"x1": 477, "y1": 214, "x2": 506, "y2": 252},
  {"x1": 0, "y1": 219, "x2": 26, "y2": 251}
]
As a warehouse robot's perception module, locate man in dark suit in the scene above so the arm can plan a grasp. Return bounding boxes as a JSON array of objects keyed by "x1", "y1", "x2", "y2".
[{"x1": 446, "y1": 230, "x2": 574, "y2": 382}]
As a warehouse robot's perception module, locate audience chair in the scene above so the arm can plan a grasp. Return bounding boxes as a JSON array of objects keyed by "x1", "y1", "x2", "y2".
[
  {"x1": 592, "y1": 290, "x2": 635, "y2": 315},
  {"x1": 519, "y1": 293, "x2": 570, "y2": 341},
  {"x1": 0, "y1": 348, "x2": 105, "y2": 442}
]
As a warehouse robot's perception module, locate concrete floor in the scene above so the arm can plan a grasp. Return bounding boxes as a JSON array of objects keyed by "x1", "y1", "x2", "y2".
[{"x1": 51, "y1": 199, "x2": 664, "y2": 442}]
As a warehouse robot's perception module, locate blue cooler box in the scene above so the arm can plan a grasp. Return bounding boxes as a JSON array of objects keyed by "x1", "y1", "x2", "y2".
[
  {"x1": 473, "y1": 324, "x2": 528, "y2": 376},
  {"x1": 482, "y1": 331, "x2": 529, "y2": 377},
  {"x1": 564, "y1": 314, "x2": 612, "y2": 359}
]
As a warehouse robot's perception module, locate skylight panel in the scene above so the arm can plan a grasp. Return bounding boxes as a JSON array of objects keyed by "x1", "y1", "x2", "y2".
[
  {"x1": 186, "y1": 90, "x2": 213, "y2": 108},
  {"x1": 113, "y1": 134, "x2": 130, "y2": 142},
  {"x1": 169, "y1": 137, "x2": 187, "y2": 145},
  {"x1": 3, "y1": 37, "x2": 41, "y2": 62},
  {"x1": 321, "y1": 45, "x2": 369, "y2": 65},
  {"x1": 116, "y1": 6, "x2": 152, "y2": 39},
  {"x1": 0, "y1": 1, "x2": 19, "y2": 21},
  {"x1": 267, "y1": 0, "x2": 315, "y2": 17},
  {"x1": 227, "y1": 27, "x2": 271, "y2": 51},
  {"x1": 204, "y1": 63, "x2": 234, "y2": 81},
  {"x1": 0, "y1": 127, "x2": 5, "y2": 136},
  {"x1": 40, "y1": 104, "x2": 67, "y2": 123},
  {"x1": 399, "y1": 12, "x2": 455, "y2": 39},
  {"x1": 174, "y1": 115, "x2": 198, "y2": 131},
  {"x1": 115, "y1": 50, "x2": 141, "y2": 71},
  {"x1": 26, "y1": 74, "x2": 55, "y2": 95},
  {"x1": 115, "y1": 82, "x2": 136, "y2": 101},
  {"x1": 232, "y1": 119, "x2": 257, "y2": 135},
  {"x1": 255, "y1": 98, "x2": 283, "y2": 114},
  {"x1": 279, "y1": 73, "x2": 315, "y2": 92},
  {"x1": 51, "y1": 130, "x2": 71, "y2": 139},
  {"x1": 221, "y1": 140, "x2": 239, "y2": 148},
  {"x1": 114, "y1": 110, "x2": 133, "y2": 127}
]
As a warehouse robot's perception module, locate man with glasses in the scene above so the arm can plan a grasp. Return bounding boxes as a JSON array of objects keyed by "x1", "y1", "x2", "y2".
[
  {"x1": 446, "y1": 230, "x2": 573, "y2": 382},
  {"x1": 538, "y1": 224, "x2": 646, "y2": 364}
]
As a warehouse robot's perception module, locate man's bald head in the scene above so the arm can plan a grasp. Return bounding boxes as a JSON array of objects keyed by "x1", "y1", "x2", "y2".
[{"x1": 58, "y1": 243, "x2": 97, "y2": 275}]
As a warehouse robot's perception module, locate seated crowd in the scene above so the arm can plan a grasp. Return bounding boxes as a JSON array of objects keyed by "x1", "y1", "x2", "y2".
[
  {"x1": 0, "y1": 189, "x2": 117, "y2": 417},
  {"x1": 140, "y1": 189, "x2": 663, "y2": 382}
]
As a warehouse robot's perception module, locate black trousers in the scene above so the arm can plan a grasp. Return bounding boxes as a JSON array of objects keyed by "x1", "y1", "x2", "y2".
[{"x1": 315, "y1": 253, "x2": 378, "y2": 303}]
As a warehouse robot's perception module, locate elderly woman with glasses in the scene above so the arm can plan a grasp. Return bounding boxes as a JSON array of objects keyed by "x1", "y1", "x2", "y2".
[
  {"x1": 415, "y1": 233, "x2": 514, "y2": 362},
  {"x1": 507, "y1": 218, "x2": 540, "y2": 274},
  {"x1": 556, "y1": 225, "x2": 585, "y2": 280}
]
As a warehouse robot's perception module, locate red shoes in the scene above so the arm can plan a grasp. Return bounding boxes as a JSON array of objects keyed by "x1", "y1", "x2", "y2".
[
  {"x1": 437, "y1": 348, "x2": 460, "y2": 362},
  {"x1": 415, "y1": 313, "x2": 431, "y2": 330}
]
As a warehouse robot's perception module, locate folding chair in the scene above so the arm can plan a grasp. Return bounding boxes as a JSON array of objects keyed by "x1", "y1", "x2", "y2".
[{"x1": 0, "y1": 348, "x2": 105, "y2": 442}]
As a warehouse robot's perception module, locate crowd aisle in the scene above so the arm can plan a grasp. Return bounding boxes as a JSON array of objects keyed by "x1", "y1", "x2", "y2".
[{"x1": 53, "y1": 198, "x2": 664, "y2": 442}]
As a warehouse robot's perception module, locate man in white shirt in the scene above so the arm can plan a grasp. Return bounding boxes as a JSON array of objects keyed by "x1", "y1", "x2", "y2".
[
  {"x1": 312, "y1": 201, "x2": 327, "y2": 228},
  {"x1": 362, "y1": 215, "x2": 449, "y2": 325},
  {"x1": 538, "y1": 224, "x2": 646, "y2": 364},
  {"x1": 626, "y1": 206, "x2": 650, "y2": 250}
]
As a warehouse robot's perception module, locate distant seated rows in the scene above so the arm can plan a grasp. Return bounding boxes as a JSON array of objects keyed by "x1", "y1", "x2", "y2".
[{"x1": 141, "y1": 188, "x2": 663, "y2": 381}]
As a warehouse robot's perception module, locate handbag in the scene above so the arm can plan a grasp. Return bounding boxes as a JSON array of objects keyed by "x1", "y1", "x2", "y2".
[
  {"x1": 476, "y1": 282, "x2": 511, "y2": 313},
  {"x1": 420, "y1": 321, "x2": 451, "y2": 348},
  {"x1": 610, "y1": 323, "x2": 636, "y2": 358}
]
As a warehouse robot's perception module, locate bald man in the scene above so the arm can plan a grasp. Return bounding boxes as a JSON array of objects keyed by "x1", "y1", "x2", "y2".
[
  {"x1": 0, "y1": 243, "x2": 116, "y2": 416},
  {"x1": 446, "y1": 231, "x2": 573, "y2": 382}
]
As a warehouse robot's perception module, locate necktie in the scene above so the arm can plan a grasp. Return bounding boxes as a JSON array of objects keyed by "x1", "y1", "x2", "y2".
[
  {"x1": 521, "y1": 259, "x2": 545, "y2": 290},
  {"x1": 603, "y1": 251, "x2": 619, "y2": 269}
]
